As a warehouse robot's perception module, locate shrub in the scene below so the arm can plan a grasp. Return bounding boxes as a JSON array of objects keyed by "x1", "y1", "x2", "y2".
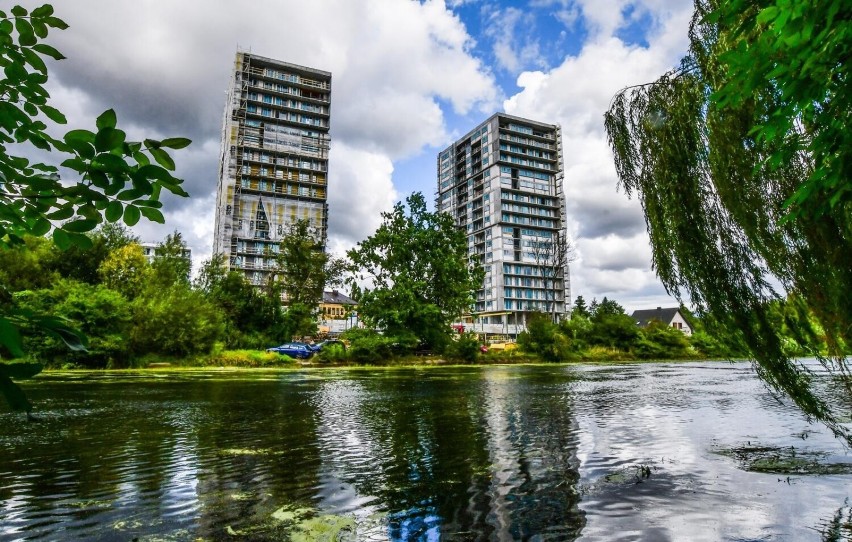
[
  {"x1": 203, "y1": 349, "x2": 294, "y2": 367},
  {"x1": 317, "y1": 343, "x2": 348, "y2": 363},
  {"x1": 445, "y1": 331, "x2": 480, "y2": 363}
]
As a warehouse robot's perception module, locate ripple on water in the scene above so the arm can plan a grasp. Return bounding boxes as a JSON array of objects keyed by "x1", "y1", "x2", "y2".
[{"x1": 2, "y1": 363, "x2": 850, "y2": 541}]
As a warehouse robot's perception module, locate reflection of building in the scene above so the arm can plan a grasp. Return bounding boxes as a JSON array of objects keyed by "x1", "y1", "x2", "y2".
[
  {"x1": 213, "y1": 51, "x2": 331, "y2": 285},
  {"x1": 140, "y1": 242, "x2": 191, "y2": 264},
  {"x1": 631, "y1": 307, "x2": 693, "y2": 335},
  {"x1": 437, "y1": 113, "x2": 569, "y2": 329}
]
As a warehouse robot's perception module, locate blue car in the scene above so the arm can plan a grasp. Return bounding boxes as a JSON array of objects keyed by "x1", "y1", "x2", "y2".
[{"x1": 266, "y1": 343, "x2": 314, "y2": 359}]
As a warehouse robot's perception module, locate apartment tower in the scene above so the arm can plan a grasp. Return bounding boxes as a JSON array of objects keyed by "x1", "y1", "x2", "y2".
[
  {"x1": 437, "y1": 113, "x2": 569, "y2": 327},
  {"x1": 213, "y1": 52, "x2": 331, "y2": 285}
]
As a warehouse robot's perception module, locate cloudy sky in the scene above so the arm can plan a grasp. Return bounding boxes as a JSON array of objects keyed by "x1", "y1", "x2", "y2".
[{"x1": 19, "y1": 0, "x2": 694, "y2": 310}]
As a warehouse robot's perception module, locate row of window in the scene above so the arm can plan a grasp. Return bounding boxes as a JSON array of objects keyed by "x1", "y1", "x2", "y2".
[
  {"x1": 504, "y1": 123, "x2": 551, "y2": 139},
  {"x1": 501, "y1": 213, "x2": 556, "y2": 228},
  {"x1": 247, "y1": 93, "x2": 327, "y2": 114},
  {"x1": 501, "y1": 227, "x2": 554, "y2": 238},
  {"x1": 501, "y1": 192, "x2": 556, "y2": 207},
  {"x1": 500, "y1": 203, "x2": 556, "y2": 217},
  {"x1": 240, "y1": 167, "x2": 325, "y2": 184},
  {"x1": 499, "y1": 144, "x2": 554, "y2": 160},
  {"x1": 259, "y1": 69, "x2": 329, "y2": 90},
  {"x1": 245, "y1": 105, "x2": 328, "y2": 127},
  {"x1": 499, "y1": 166, "x2": 553, "y2": 182},
  {"x1": 242, "y1": 152, "x2": 326, "y2": 171},
  {"x1": 251, "y1": 80, "x2": 329, "y2": 103},
  {"x1": 499, "y1": 153, "x2": 553, "y2": 171},
  {"x1": 499, "y1": 133, "x2": 555, "y2": 150}
]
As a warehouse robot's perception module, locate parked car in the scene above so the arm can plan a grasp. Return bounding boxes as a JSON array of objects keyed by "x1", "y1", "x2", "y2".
[{"x1": 266, "y1": 343, "x2": 315, "y2": 359}]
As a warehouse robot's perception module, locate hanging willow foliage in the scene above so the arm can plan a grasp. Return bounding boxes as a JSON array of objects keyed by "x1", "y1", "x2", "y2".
[{"x1": 604, "y1": 0, "x2": 851, "y2": 443}]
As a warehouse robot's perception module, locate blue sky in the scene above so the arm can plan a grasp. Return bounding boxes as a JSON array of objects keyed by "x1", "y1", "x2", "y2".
[{"x1": 19, "y1": 0, "x2": 695, "y2": 310}]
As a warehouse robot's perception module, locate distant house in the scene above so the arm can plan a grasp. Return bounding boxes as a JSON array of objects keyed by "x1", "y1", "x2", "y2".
[
  {"x1": 320, "y1": 290, "x2": 357, "y2": 320},
  {"x1": 631, "y1": 307, "x2": 692, "y2": 335}
]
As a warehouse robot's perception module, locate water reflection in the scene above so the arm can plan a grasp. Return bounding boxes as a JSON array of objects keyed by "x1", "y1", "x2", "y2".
[{"x1": 0, "y1": 363, "x2": 849, "y2": 541}]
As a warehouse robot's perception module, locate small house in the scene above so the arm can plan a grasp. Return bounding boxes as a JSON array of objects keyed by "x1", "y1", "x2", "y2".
[
  {"x1": 320, "y1": 290, "x2": 357, "y2": 320},
  {"x1": 631, "y1": 307, "x2": 692, "y2": 335}
]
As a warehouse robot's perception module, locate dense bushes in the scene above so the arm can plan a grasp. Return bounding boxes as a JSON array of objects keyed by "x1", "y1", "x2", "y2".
[{"x1": 516, "y1": 297, "x2": 752, "y2": 362}]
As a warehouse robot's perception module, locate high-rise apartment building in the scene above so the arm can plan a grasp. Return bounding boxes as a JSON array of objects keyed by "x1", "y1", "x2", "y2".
[
  {"x1": 213, "y1": 52, "x2": 331, "y2": 285},
  {"x1": 437, "y1": 113, "x2": 569, "y2": 327}
]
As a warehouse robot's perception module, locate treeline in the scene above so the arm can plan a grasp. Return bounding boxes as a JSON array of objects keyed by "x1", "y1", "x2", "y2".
[
  {"x1": 0, "y1": 225, "x2": 321, "y2": 368},
  {"x1": 516, "y1": 295, "x2": 834, "y2": 362}
]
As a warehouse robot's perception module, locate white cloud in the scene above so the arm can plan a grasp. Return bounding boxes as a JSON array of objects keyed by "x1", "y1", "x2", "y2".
[
  {"x1": 482, "y1": 6, "x2": 547, "y2": 74},
  {"x1": 505, "y1": 0, "x2": 693, "y2": 308},
  {"x1": 326, "y1": 143, "x2": 398, "y2": 254}
]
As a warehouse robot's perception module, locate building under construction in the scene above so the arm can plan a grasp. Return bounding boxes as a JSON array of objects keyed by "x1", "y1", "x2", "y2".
[{"x1": 213, "y1": 52, "x2": 331, "y2": 285}]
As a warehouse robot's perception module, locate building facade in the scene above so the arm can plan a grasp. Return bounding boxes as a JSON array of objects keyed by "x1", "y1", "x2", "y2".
[
  {"x1": 213, "y1": 52, "x2": 331, "y2": 285},
  {"x1": 437, "y1": 113, "x2": 570, "y2": 327}
]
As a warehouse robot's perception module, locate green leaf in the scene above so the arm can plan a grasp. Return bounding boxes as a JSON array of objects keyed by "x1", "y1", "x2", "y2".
[
  {"x1": 138, "y1": 206, "x2": 164, "y2": 223},
  {"x1": 39, "y1": 104, "x2": 67, "y2": 124},
  {"x1": 756, "y1": 6, "x2": 779, "y2": 25},
  {"x1": 52, "y1": 227, "x2": 71, "y2": 250},
  {"x1": 15, "y1": 18, "x2": 36, "y2": 46},
  {"x1": 105, "y1": 200, "x2": 123, "y2": 222},
  {"x1": 31, "y1": 5, "x2": 55, "y2": 17},
  {"x1": 94, "y1": 127, "x2": 126, "y2": 153},
  {"x1": 64, "y1": 129, "x2": 95, "y2": 144},
  {"x1": 117, "y1": 188, "x2": 144, "y2": 201},
  {"x1": 10, "y1": 5, "x2": 27, "y2": 17},
  {"x1": 21, "y1": 47, "x2": 47, "y2": 74},
  {"x1": 43, "y1": 324, "x2": 87, "y2": 351},
  {"x1": 149, "y1": 147, "x2": 176, "y2": 171},
  {"x1": 123, "y1": 204, "x2": 141, "y2": 226},
  {"x1": 62, "y1": 218, "x2": 98, "y2": 233},
  {"x1": 0, "y1": 362, "x2": 43, "y2": 380},
  {"x1": 30, "y1": 216, "x2": 51, "y2": 236},
  {"x1": 0, "y1": 318, "x2": 24, "y2": 357},
  {"x1": 160, "y1": 137, "x2": 192, "y2": 150},
  {"x1": 46, "y1": 206, "x2": 74, "y2": 220},
  {"x1": 31, "y1": 19, "x2": 48, "y2": 39},
  {"x1": 96, "y1": 109, "x2": 117, "y2": 130},
  {"x1": 65, "y1": 232, "x2": 93, "y2": 250},
  {"x1": 0, "y1": 374, "x2": 32, "y2": 413},
  {"x1": 31, "y1": 43, "x2": 65, "y2": 60},
  {"x1": 44, "y1": 16, "x2": 69, "y2": 30}
]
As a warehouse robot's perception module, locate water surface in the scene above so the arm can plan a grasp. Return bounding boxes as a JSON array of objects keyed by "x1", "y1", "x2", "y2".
[{"x1": 1, "y1": 362, "x2": 850, "y2": 541}]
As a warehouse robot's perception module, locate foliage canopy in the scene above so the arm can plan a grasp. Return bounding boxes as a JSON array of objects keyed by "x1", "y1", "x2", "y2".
[
  {"x1": 604, "y1": 0, "x2": 851, "y2": 442},
  {"x1": 347, "y1": 192, "x2": 484, "y2": 350}
]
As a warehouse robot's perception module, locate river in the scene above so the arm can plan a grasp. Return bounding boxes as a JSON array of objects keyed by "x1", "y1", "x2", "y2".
[{"x1": 1, "y1": 361, "x2": 850, "y2": 541}]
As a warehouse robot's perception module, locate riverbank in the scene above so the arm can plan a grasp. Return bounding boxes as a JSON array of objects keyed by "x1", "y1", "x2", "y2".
[{"x1": 40, "y1": 349, "x2": 727, "y2": 372}]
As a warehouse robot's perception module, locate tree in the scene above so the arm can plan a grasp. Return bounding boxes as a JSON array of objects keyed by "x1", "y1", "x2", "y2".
[
  {"x1": 150, "y1": 230, "x2": 191, "y2": 288},
  {"x1": 98, "y1": 243, "x2": 150, "y2": 299},
  {"x1": 571, "y1": 296, "x2": 590, "y2": 319},
  {"x1": 530, "y1": 230, "x2": 575, "y2": 321},
  {"x1": 591, "y1": 297, "x2": 625, "y2": 321},
  {"x1": 604, "y1": 0, "x2": 851, "y2": 442},
  {"x1": 195, "y1": 254, "x2": 284, "y2": 347},
  {"x1": 270, "y1": 219, "x2": 327, "y2": 309},
  {"x1": 0, "y1": 234, "x2": 56, "y2": 291},
  {"x1": 347, "y1": 192, "x2": 484, "y2": 351},
  {"x1": 44, "y1": 223, "x2": 139, "y2": 284},
  {"x1": 129, "y1": 287, "x2": 223, "y2": 358}
]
